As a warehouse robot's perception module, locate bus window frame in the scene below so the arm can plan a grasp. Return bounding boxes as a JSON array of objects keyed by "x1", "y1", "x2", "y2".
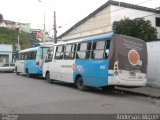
[
  {"x1": 45, "y1": 46, "x2": 54, "y2": 63},
  {"x1": 64, "y1": 44, "x2": 77, "y2": 60},
  {"x1": 76, "y1": 42, "x2": 92, "y2": 60},
  {"x1": 91, "y1": 39, "x2": 110, "y2": 60},
  {"x1": 54, "y1": 45, "x2": 65, "y2": 60}
]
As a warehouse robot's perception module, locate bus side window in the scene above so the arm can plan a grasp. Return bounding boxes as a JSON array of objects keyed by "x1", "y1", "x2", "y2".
[
  {"x1": 55, "y1": 46, "x2": 64, "y2": 60},
  {"x1": 105, "y1": 40, "x2": 110, "y2": 58},
  {"x1": 91, "y1": 40, "x2": 105, "y2": 59},
  {"x1": 30, "y1": 51, "x2": 36, "y2": 59},
  {"x1": 21, "y1": 53, "x2": 25, "y2": 60},
  {"x1": 24, "y1": 53, "x2": 28, "y2": 60},
  {"x1": 18, "y1": 54, "x2": 21, "y2": 60},
  {"x1": 76, "y1": 42, "x2": 91, "y2": 59},
  {"x1": 64, "y1": 44, "x2": 77, "y2": 60},
  {"x1": 71, "y1": 44, "x2": 77, "y2": 59},
  {"x1": 64, "y1": 44, "x2": 72, "y2": 59}
]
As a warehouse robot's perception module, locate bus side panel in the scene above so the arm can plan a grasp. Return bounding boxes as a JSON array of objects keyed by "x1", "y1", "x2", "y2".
[
  {"x1": 74, "y1": 59, "x2": 109, "y2": 87},
  {"x1": 24, "y1": 60, "x2": 42, "y2": 74}
]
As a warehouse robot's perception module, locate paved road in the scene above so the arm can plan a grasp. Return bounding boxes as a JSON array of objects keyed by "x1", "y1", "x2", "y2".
[{"x1": 0, "y1": 73, "x2": 160, "y2": 114}]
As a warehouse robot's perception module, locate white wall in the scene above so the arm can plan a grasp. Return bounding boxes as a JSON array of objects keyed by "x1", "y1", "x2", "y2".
[
  {"x1": 147, "y1": 41, "x2": 160, "y2": 88},
  {"x1": 111, "y1": 5, "x2": 160, "y2": 39},
  {"x1": 0, "y1": 44, "x2": 13, "y2": 63},
  {"x1": 61, "y1": 6, "x2": 112, "y2": 41},
  {"x1": 60, "y1": 5, "x2": 160, "y2": 41}
]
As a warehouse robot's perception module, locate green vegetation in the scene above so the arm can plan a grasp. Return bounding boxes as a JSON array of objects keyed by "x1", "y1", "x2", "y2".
[
  {"x1": 113, "y1": 18, "x2": 157, "y2": 41},
  {"x1": 0, "y1": 27, "x2": 35, "y2": 51}
]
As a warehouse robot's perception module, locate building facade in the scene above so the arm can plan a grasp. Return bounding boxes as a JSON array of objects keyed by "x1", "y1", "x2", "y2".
[
  {"x1": 59, "y1": 0, "x2": 160, "y2": 41},
  {"x1": 0, "y1": 19, "x2": 31, "y2": 33},
  {"x1": 0, "y1": 44, "x2": 13, "y2": 64}
]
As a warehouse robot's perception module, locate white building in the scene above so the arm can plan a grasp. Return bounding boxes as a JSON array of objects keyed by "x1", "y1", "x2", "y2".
[
  {"x1": 0, "y1": 44, "x2": 13, "y2": 64},
  {"x1": 0, "y1": 19, "x2": 31, "y2": 33},
  {"x1": 59, "y1": 0, "x2": 160, "y2": 41}
]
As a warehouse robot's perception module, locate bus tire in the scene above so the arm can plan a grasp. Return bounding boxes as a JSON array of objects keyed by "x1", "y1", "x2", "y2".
[
  {"x1": 76, "y1": 77, "x2": 85, "y2": 91},
  {"x1": 15, "y1": 67, "x2": 19, "y2": 75},
  {"x1": 26, "y1": 69, "x2": 31, "y2": 78},
  {"x1": 46, "y1": 72, "x2": 53, "y2": 84}
]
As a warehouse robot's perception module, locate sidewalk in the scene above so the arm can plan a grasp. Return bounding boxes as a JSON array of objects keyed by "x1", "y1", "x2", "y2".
[{"x1": 115, "y1": 86, "x2": 160, "y2": 99}]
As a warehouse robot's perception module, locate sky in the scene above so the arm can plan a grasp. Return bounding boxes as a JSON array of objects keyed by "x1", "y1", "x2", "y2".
[{"x1": 0, "y1": 0, "x2": 160, "y2": 35}]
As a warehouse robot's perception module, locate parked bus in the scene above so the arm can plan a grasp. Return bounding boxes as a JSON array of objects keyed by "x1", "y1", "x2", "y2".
[
  {"x1": 43, "y1": 33, "x2": 147, "y2": 90},
  {"x1": 15, "y1": 46, "x2": 49, "y2": 77}
]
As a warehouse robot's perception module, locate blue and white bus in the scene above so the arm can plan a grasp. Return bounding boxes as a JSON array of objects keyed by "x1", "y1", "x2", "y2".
[
  {"x1": 15, "y1": 46, "x2": 49, "y2": 77},
  {"x1": 43, "y1": 33, "x2": 147, "y2": 90}
]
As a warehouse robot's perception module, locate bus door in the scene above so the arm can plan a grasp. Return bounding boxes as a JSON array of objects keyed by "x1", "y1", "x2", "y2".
[
  {"x1": 43, "y1": 46, "x2": 54, "y2": 78},
  {"x1": 52, "y1": 45, "x2": 64, "y2": 81},
  {"x1": 62, "y1": 44, "x2": 77, "y2": 83},
  {"x1": 53, "y1": 45, "x2": 75, "y2": 83},
  {"x1": 16, "y1": 53, "x2": 25, "y2": 73},
  {"x1": 36, "y1": 47, "x2": 49, "y2": 70}
]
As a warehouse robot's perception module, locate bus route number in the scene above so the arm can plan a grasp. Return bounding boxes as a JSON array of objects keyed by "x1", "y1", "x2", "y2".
[{"x1": 100, "y1": 65, "x2": 105, "y2": 70}]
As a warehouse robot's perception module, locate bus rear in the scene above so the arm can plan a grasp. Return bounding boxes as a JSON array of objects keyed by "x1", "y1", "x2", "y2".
[{"x1": 108, "y1": 34, "x2": 147, "y2": 87}]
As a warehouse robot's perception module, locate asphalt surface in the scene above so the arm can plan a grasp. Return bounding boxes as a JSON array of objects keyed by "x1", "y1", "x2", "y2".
[{"x1": 0, "y1": 72, "x2": 160, "y2": 114}]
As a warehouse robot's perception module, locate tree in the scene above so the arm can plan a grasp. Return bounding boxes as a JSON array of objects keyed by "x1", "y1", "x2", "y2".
[
  {"x1": 0, "y1": 27, "x2": 32, "y2": 50},
  {"x1": 112, "y1": 17, "x2": 157, "y2": 41}
]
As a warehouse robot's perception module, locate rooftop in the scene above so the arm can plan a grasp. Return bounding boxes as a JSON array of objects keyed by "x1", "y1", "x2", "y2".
[{"x1": 58, "y1": 0, "x2": 160, "y2": 39}]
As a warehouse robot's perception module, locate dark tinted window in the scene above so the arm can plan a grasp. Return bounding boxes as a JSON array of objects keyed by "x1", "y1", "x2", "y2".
[
  {"x1": 156, "y1": 17, "x2": 160, "y2": 27},
  {"x1": 10, "y1": 64, "x2": 15, "y2": 66},
  {"x1": 3, "y1": 64, "x2": 9, "y2": 67},
  {"x1": 26, "y1": 51, "x2": 36, "y2": 60}
]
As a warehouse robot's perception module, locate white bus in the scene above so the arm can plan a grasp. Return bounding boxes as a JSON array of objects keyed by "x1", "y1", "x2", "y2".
[
  {"x1": 15, "y1": 46, "x2": 49, "y2": 77},
  {"x1": 43, "y1": 33, "x2": 147, "y2": 90}
]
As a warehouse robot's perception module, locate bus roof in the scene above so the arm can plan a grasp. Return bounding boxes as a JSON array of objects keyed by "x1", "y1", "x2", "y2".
[
  {"x1": 18, "y1": 46, "x2": 49, "y2": 53},
  {"x1": 54, "y1": 32, "x2": 114, "y2": 46}
]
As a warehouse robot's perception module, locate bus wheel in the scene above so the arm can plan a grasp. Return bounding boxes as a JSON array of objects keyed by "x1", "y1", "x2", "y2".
[
  {"x1": 15, "y1": 67, "x2": 19, "y2": 75},
  {"x1": 26, "y1": 69, "x2": 31, "y2": 78},
  {"x1": 46, "y1": 72, "x2": 53, "y2": 84},
  {"x1": 76, "y1": 77, "x2": 85, "y2": 91}
]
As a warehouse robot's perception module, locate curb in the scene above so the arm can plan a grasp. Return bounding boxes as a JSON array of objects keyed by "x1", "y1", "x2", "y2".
[{"x1": 115, "y1": 87, "x2": 160, "y2": 99}]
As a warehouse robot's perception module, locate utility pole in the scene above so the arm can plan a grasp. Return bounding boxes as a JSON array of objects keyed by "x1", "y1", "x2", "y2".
[
  {"x1": 17, "y1": 27, "x2": 21, "y2": 51},
  {"x1": 17, "y1": 34, "x2": 20, "y2": 50},
  {"x1": 54, "y1": 11, "x2": 57, "y2": 43},
  {"x1": 43, "y1": 12, "x2": 46, "y2": 43}
]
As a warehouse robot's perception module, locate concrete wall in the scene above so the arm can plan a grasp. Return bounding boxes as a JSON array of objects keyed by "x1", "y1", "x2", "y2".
[
  {"x1": 111, "y1": 5, "x2": 160, "y2": 39},
  {"x1": 61, "y1": 6, "x2": 112, "y2": 41},
  {"x1": 147, "y1": 41, "x2": 160, "y2": 88},
  {"x1": 0, "y1": 44, "x2": 13, "y2": 64},
  {"x1": 60, "y1": 5, "x2": 160, "y2": 41}
]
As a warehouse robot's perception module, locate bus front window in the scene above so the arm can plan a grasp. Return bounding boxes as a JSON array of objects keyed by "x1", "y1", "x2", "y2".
[{"x1": 45, "y1": 47, "x2": 54, "y2": 62}]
